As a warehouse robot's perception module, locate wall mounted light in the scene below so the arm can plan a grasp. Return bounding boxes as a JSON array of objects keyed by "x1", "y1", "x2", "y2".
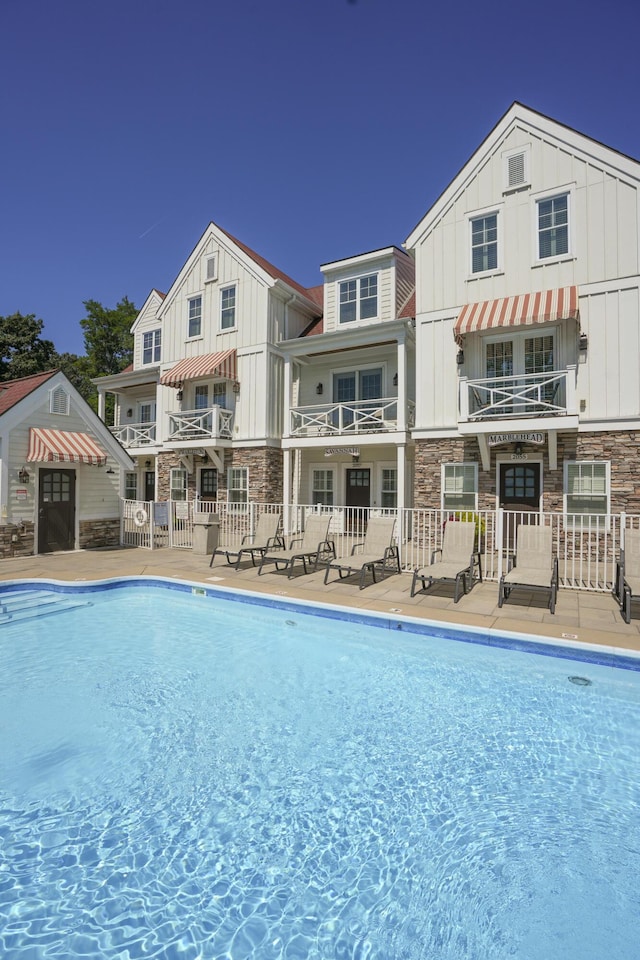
[
  {"x1": 126, "y1": 408, "x2": 133, "y2": 418},
  {"x1": 393, "y1": 373, "x2": 398, "y2": 386},
  {"x1": 232, "y1": 381, "x2": 241, "y2": 394},
  {"x1": 579, "y1": 332, "x2": 588, "y2": 352},
  {"x1": 316, "y1": 382, "x2": 324, "y2": 395},
  {"x1": 145, "y1": 459, "x2": 152, "y2": 469},
  {"x1": 176, "y1": 390, "x2": 183, "y2": 401},
  {"x1": 514, "y1": 442, "x2": 523, "y2": 456},
  {"x1": 352, "y1": 454, "x2": 360, "y2": 464},
  {"x1": 106, "y1": 466, "x2": 115, "y2": 475},
  {"x1": 456, "y1": 349, "x2": 465, "y2": 366},
  {"x1": 18, "y1": 467, "x2": 30, "y2": 484}
]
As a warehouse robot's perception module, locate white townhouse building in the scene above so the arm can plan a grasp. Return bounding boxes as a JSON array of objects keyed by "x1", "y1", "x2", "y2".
[
  {"x1": 95, "y1": 222, "x2": 321, "y2": 507},
  {"x1": 405, "y1": 103, "x2": 640, "y2": 524},
  {"x1": 279, "y1": 246, "x2": 416, "y2": 514}
]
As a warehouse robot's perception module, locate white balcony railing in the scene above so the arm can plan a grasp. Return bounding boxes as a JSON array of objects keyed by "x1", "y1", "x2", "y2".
[
  {"x1": 168, "y1": 406, "x2": 233, "y2": 442},
  {"x1": 459, "y1": 369, "x2": 576, "y2": 422},
  {"x1": 290, "y1": 398, "x2": 415, "y2": 436},
  {"x1": 111, "y1": 421, "x2": 157, "y2": 448}
]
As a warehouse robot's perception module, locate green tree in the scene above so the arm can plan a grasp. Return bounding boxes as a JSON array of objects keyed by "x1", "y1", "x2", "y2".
[
  {"x1": 0, "y1": 313, "x2": 58, "y2": 381},
  {"x1": 55, "y1": 352, "x2": 98, "y2": 409},
  {"x1": 80, "y1": 296, "x2": 136, "y2": 377}
]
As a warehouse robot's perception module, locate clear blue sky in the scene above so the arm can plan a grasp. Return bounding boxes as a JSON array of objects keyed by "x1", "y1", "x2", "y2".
[{"x1": 2, "y1": 0, "x2": 639, "y2": 355}]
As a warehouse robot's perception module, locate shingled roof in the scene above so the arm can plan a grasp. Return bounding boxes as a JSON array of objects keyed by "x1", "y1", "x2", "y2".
[{"x1": 0, "y1": 370, "x2": 58, "y2": 417}]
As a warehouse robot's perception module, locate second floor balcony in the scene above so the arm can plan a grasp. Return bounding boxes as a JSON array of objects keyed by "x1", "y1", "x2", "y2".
[
  {"x1": 111, "y1": 421, "x2": 157, "y2": 448},
  {"x1": 459, "y1": 367, "x2": 577, "y2": 425},
  {"x1": 168, "y1": 406, "x2": 233, "y2": 443},
  {"x1": 289, "y1": 398, "x2": 415, "y2": 437}
]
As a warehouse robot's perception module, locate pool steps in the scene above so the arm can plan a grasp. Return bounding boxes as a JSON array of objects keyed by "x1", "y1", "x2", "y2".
[{"x1": 0, "y1": 588, "x2": 90, "y2": 624}]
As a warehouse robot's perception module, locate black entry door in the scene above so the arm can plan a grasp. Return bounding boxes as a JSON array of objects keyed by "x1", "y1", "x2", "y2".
[
  {"x1": 499, "y1": 463, "x2": 540, "y2": 549},
  {"x1": 38, "y1": 469, "x2": 76, "y2": 553},
  {"x1": 346, "y1": 468, "x2": 370, "y2": 531},
  {"x1": 144, "y1": 470, "x2": 155, "y2": 503}
]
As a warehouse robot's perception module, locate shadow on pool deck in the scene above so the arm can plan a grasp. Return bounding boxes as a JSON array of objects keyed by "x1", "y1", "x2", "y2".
[{"x1": 1, "y1": 546, "x2": 639, "y2": 654}]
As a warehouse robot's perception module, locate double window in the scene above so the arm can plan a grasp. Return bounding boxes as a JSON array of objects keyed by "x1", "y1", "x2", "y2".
[
  {"x1": 188, "y1": 296, "x2": 202, "y2": 338},
  {"x1": 442, "y1": 463, "x2": 478, "y2": 512},
  {"x1": 221, "y1": 285, "x2": 236, "y2": 330},
  {"x1": 339, "y1": 274, "x2": 378, "y2": 323},
  {"x1": 142, "y1": 329, "x2": 161, "y2": 365}
]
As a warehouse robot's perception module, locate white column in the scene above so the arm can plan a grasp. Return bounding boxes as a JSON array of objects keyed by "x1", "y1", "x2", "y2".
[
  {"x1": 97, "y1": 390, "x2": 106, "y2": 422},
  {"x1": 283, "y1": 358, "x2": 291, "y2": 439},
  {"x1": 283, "y1": 447, "x2": 291, "y2": 537},
  {"x1": 397, "y1": 337, "x2": 407, "y2": 432},
  {"x1": 396, "y1": 443, "x2": 406, "y2": 566}
]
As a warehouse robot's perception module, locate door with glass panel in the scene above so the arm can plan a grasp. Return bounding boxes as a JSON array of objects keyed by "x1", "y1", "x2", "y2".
[
  {"x1": 333, "y1": 368, "x2": 382, "y2": 430},
  {"x1": 194, "y1": 385, "x2": 212, "y2": 433},
  {"x1": 38, "y1": 469, "x2": 76, "y2": 553},
  {"x1": 499, "y1": 462, "x2": 541, "y2": 550},
  {"x1": 484, "y1": 334, "x2": 555, "y2": 416}
]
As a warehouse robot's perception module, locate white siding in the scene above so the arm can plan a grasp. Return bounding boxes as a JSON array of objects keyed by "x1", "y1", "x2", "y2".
[{"x1": 322, "y1": 254, "x2": 397, "y2": 332}]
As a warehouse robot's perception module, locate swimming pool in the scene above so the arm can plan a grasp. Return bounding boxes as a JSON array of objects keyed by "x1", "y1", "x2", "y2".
[{"x1": 1, "y1": 578, "x2": 639, "y2": 959}]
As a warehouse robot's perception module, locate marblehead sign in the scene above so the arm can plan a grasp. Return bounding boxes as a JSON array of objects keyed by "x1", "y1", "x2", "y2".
[{"x1": 487, "y1": 432, "x2": 545, "y2": 447}]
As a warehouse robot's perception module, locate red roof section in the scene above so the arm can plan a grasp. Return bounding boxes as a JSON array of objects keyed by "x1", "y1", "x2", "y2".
[
  {"x1": 0, "y1": 370, "x2": 58, "y2": 417},
  {"x1": 398, "y1": 289, "x2": 415, "y2": 319}
]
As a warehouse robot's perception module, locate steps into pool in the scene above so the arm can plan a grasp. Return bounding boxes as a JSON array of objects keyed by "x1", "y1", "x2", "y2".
[{"x1": 0, "y1": 588, "x2": 91, "y2": 624}]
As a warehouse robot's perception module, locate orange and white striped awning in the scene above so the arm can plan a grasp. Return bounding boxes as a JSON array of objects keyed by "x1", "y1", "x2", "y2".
[
  {"x1": 453, "y1": 286, "x2": 579, "y2": 345},
  {"x1": 27, "y1": 428, "x2": 107, "y2": 466},
  {"x1": 159, "y1": 349, "x2": 237, "y2": 388}
]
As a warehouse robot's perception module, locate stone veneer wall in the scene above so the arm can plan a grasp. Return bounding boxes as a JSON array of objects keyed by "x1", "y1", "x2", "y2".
[
  {"x1": 79, "y1": 518, "x2": 121, "y2": 549},
  {"x1": 0, "y1": 522, "x2": 35, "y2": 559},
  {"x1": 156, "y1": 447, "x2": 283, "y2": 504},
  {"x1": 0, "y1": 518, "x2": 119, "y2": 558},
  {"x1": 414, "y1": 430, "x2": 640, "y2": 513}
]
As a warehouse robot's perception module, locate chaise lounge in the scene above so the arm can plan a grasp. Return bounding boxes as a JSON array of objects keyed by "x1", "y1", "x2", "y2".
[
  {"x1": 258, "y1": 514, "x2": 335, "y2": 578},
  {"x1": 324, "y1": 516, "x2": 400, "y2": 590},
  {"x1": 210, "y1": 512, "x2": 283, "y2": 570},
  {"x1": 498, "y1": 524, "x2": 558, "y2": 614},
  {"x1": 410, "y1": 519, "x2": 478, "y2": 602}
]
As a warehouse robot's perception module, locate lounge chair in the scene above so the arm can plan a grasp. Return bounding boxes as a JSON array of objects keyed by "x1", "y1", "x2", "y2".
[
  {"x1": 324, "y1": 516, "x2": 400, "y2": 590},
  {"x1": 498, "y1": 525, "x2": 558, "y2": 614},
  {"x1": 258, "y1": 514, "x2": 335, "y2": 578},
  {"x1": 411, "y1": 520, "x2": 478, "y2": 602},
  {"x1": 618, "y1": 528, "x2": 640, "y2": 624},
  {"x1": 210, "y1": 512, "x2": 283, "y2": 570}
]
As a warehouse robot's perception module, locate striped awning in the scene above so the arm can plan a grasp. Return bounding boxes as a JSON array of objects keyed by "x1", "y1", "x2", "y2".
[
  {"x1": 453, "y1": 286, "x2": 579, "y2": 345},
  {"x1": 159, "y1": 349, "x2": 237, "y2": 388},
  {"x1": 27, "y1": 428, "x2": 107, "y2": 466}
]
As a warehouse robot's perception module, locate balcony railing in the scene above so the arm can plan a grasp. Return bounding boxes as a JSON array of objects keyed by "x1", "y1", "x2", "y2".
[
  {"x1": 459, "y1": 369, "x2": 576, "y2": 422},
  {"x1": 289, "y1": 398, "x2": 415, "y2": 436},
  {"x1": 168, "y1": 406, "x2": 233, "y2": 442},
  {"x1": 111, "y1": 421, "x2": 157, "y2": 448}
]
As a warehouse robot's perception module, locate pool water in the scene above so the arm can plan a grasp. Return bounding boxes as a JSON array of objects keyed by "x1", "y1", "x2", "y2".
[{"x1": 1, "y1": 583, "x2": 639, "y2": 959}]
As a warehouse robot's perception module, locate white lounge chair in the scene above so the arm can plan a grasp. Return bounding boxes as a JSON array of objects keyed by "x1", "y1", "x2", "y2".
[
  {"x1": 498, "y1": 525, "x2": 558, "y2": 614},
  {"x1": 411, "y1": 520, "x2": 478, "y2": 602},
  {"x1": 619, "y1": 528, "x2": 640, "y2": 624},
  {"x1": 258, "y1": 514, "x2": 335, "y2": 578},
  {"x1": 324, "y1": 516, "x2": 400, "y2": 590},
  {"x1": 210, "y1": 513, "x2": 283, "y2": 570}
]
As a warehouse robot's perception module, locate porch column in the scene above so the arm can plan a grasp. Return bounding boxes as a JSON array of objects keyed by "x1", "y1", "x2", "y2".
[
  {"x1": 396, "y1": 443, "x2": 406, "y2": 514},
  {"x1": 283, "y1": 447, "x2": 291, "y2": 537},
  {"x1": 283, "y1": 358, "x2": 291, "y2": 439},
  {"x1": 397, "y1": 336, "x2": 407, "y2": 432},
  {"x1": 97, "y1": 390, "x2": 106, "y2": 422}
]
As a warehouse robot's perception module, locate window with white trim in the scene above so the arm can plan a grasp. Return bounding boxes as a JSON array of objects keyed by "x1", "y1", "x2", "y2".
[
  {"x1": 339, "y1": 273, "x2": 378, "y2": 323},
  {"x1": 188, "y1": 296, "x2": 202, "y2": 338},
  {"x1": 124, "y1": 472, "x2": 137, "y2": 500},
  {"x1": 442, "y1": 463, "x2": 478, "y2": 512},
  {"x1": 50, "y1": 385, "x2": 70, "y2": 415},
  {"x1": 381, "y1": 468, "x2": 397, "y2": 509},
  {"x1": 142, "y1": 329, "x2": 161, "y2": 364},
  {"x1": 470, "y1": 213, "x2": 498, "y2": 274},
  {"x1": 220, "y1": 285, "x2": 236, "y2": 330},
  {"x1": 228, "y1": 466, "x2": 248, "y2": 506},
  {"x1": 170, "y1": 468, "x2": 187, "y2": 501},
  {"x1": 564, "y1": 461, "x2": 609, "y2": 517},
  {"x1": 537, "y1": 193, "x2": 569, "y2": 260},
  {"x1": 312, "y1": 469, "x2": 334, "y2": 506},
  {"x1": 213, "y1": 382, "x2": 227, "y2": 409}
]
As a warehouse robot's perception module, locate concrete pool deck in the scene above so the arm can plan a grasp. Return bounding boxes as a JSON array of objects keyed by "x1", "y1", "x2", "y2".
[{"x1": 1, "y1": 546, "x2": 640, "y2": 656}]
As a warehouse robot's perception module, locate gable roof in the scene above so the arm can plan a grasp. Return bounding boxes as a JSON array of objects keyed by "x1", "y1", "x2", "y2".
[
  {"x1": 405, "y1": 101, "x2": 640, "y2": 250},
  {"x1": 220, "y1": 225, "x2": 321, "y2": 306},
  {"x1": 0, "y1": 370, "x2": 58, "y2": 417}
]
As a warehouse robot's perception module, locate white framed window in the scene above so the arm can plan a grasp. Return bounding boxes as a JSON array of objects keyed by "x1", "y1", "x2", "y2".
[
  {"x1": 442, "y1": 463, "x2": 478, "y2": 512},
  {"x1": 471, "y1": 213, "x2": 498, "y2": 274},
  {"x1": 564, "y1": 461, "x2": 609, "y2": 518},
  {"x1": 170, "y1": 468, "x2": 187, "y2": 501},
  {"x1": 139, "y1": 402, "x2": 155, "y2": 423},
  {"x1": 339, "y1": 273, "x2": 378, "y2": 323},
  {"x1": 188, "y1": 296, "x2": 202, "y2": 338},
  {"x1": 502, "y1": 145, "x2": 530, "y2": 192},
  {"x1": 312, "y1": 468, "x2": 334, "y2": 506},
  {"x1": 532, "y1": 186, "x2": 574, "y2": 264},
  {"x1": 142, "y1": 329, "x2": 161, "y2": 365},
  {"x1": 49, "y1": 385, "x2": 70, "y2": 415},
  {"x1": 124, "y1": 472, "x2": 137, "y2": 500},
  {"x1": 205, "y1": 255, "x2": 217, "y2": 282},
  {"x1": 228, "y1": 466, "x2": 248, "y2": 506},
  {"x1": 380, "y1": 468, "x2": 397, "y2": 509},
  {"x1": 213, "y1": 382, "x2": 227, "y2": 408},
  {"x1": 220, "y1": 284, "x2": 237, "y2": 330}
]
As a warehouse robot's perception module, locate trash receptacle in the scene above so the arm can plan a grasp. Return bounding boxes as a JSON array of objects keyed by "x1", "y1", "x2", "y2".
[{"x1": 192, "y1": 513, "x2": 220, "y2": 556}]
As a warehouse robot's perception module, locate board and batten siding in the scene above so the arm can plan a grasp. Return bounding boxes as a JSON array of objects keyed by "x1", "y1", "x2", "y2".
[
  {"x1": 414, "y1": 315, "x2": 459, "y2": 430},
  {"x1": 322, "y1": 255, "x2": 396, "y2": 333},
  {"x1": 132, "y1": 292, "x2": 165, "y2": 369},
  {"x1": 415, "y1": 125, "x2": 640, "y2": 314}
]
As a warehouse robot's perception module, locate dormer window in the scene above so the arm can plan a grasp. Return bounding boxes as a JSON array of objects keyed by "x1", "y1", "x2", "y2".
[
  {"x1": 142, "y1": 329, "x2": 161, "y2": 365},
  {"x1": 339, "y1": 274, "x2": 378, "y2": 323}
]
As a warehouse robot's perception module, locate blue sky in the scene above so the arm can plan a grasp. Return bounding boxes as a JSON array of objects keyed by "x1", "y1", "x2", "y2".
[{"x1": 2, "y1": 0, "x2": 639, "y2": 355}]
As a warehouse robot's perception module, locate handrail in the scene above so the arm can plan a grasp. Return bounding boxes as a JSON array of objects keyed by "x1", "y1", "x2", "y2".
[
  {"x1": 290, "y1": 397, "x2": 403, "y2": 436},
  {"x1": 168, "y1": 406, "x2": 233, "y2": 440},
  {"x1": 463, "y1": 369, "x2": 569, "y2": 420},
  {"x1": 110, "y1": 422, "x2": 157, "y2": 447}
]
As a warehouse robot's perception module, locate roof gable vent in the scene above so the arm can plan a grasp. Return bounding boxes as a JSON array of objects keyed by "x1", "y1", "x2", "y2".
[
  {"x1": 50, "y1": 385, "x2": 70, "y2": 415},
  {"x1": 503, "y1": 146, "x2": 530, "y2": 192}
]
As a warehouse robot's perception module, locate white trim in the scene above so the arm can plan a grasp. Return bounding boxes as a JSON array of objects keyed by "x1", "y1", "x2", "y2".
[
  {"x1": 502, "y1": 143, "x2": 531, "y2": 192},
  {"x1": 530, "y1": 183, "x2": 576, "y2": 265},
  {"x1": 466, "y1": 202, "x2": 504, "y2": 278},
  {"x1": 219, "y1": 282, "x2": 238, "y2": 331},
  {"x1": 187, "y1": 293, "x2": 203, "y2": 339},
  {"x1": 563, "y1": 459, "x2": 610, "y2": 528},
  {"x1": 337, "y1": 270, "x2": 380, "y2": 325},
  {"x1": 496, "y1": 455, "x2": 544, "y2": 513},
  {"x1": 441, "y1": 461, "x2": 478, "y2": 512}
]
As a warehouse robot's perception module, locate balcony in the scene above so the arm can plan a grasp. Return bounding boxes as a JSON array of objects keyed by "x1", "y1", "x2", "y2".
[
  {"x1": 459, "y1": 368, "x2": 577, "y2": 426},
  {"x1": 111, "y1": 421, "x2": 157, "y2": 449},
  {"x1": 290, "y1": 398, "x2": 415, "y2": 437},
  {"x1": 168, "y1": 406, "x2": 233, "y2": 444}
]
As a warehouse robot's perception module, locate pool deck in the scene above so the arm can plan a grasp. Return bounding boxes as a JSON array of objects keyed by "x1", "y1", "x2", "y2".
[{"x1": 1, "y1": 546, "x2": 640, "y2": 655}]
